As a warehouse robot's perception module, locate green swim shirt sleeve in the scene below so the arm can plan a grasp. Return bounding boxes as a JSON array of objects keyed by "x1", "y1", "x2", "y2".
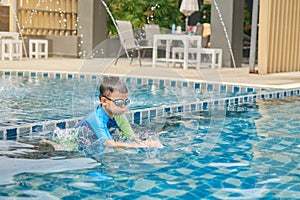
[{"x1": 114, "y1": 114, "x2": 134, "y2": 139}]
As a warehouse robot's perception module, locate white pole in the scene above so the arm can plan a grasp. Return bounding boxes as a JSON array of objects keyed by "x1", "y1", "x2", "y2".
[{"x1": 249, "y1": 0, "x2": 259, "y2": 73}]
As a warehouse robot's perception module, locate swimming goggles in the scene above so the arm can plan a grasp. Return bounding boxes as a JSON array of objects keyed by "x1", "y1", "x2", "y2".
[{"x1": 101, "y1": 95, "x2": 130, "y2": 107}]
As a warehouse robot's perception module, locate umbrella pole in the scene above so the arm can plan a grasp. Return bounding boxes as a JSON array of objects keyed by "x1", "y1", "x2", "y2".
[{"x1": 185, "y1": 17, "x2": 189, "y2": 32}]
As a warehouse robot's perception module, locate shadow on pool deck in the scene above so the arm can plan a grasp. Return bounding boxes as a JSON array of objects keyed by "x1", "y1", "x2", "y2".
[{"x1": 1, "y1": 57, "x2": 300, "y2": 89}]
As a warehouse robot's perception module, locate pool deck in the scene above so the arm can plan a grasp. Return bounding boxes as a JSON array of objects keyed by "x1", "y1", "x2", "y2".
[{"x1": 1, "y1": 57, "x2": 300, "y2": 89}]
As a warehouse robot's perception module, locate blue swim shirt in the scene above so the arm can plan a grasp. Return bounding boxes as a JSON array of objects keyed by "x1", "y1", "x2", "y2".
[{"x1": 75, "y1": 104, "x2": 134, "y2": 146}]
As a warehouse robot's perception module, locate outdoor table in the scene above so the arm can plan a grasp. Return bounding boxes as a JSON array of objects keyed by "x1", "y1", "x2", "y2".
[{"x1": 152, "y1": 34, "x2": 202, "y2": 70}]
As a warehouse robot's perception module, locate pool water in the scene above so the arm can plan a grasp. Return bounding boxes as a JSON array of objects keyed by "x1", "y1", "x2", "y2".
[
  {"x1": 0, "y1": 96, "x2": 299, "y2": 199},
  {"x1": 0, "y1": 75, "x2": 255, "y2": 127}
]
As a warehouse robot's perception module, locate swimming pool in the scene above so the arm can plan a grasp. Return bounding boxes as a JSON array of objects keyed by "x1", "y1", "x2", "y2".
[
  {"x1": 0, "y1": 95, "x2": 299, "y2": 199},
  {"x1": 0, "y1": 71, "x2": 288, "y2": 130},
  {"x1": 0, "y1": 72, "x2": 263, "y2": 128},
  {"x1": 1, "y1": 71, "x2": 300, "y2": 199}
]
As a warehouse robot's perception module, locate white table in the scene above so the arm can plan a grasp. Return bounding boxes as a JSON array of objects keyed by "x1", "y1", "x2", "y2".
[
  {"x1": 0, "y1": 32, "x2": 19, "y2": 40},
  {"x1": 152, "y1": 34, "x2": 202, "y2": 70}
]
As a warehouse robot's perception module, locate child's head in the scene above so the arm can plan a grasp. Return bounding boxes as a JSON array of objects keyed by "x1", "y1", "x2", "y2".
[
  {"x1": 99, "y1": 77, "x2": 130, "y2": 117},
  {"x1": 100, "y1": 76, "x2": 128, "y2": 97}
]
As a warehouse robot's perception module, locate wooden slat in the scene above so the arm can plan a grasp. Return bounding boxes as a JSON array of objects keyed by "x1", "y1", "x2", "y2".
[
  {"x1": 258, "y1": 0, "x2": 300, "y2": 73},
  {"x1": 296, "y1": 0, "x2": 300, "y2": 71}
]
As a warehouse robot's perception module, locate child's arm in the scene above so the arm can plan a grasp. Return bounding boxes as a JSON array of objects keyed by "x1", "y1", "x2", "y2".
[{"x1": 103, "y1": 139, "x2": 163, "y2": 148}]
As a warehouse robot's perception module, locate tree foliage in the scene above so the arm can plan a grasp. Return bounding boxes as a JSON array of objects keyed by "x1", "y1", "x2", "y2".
[{"x1": 106, "y1": 0, "x2": 185, "y2": 37}]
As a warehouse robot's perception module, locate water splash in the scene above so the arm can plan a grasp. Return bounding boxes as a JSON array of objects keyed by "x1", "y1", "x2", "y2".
[
  {"x1": 212, "y1": 0, "x2": 237, "y2": 68},
  {"x1": 53, "y1": 126, "x2": 103, "y2": 156},
  {"x1": 99, "y1": 0, "x2": 120, "y2": 37},
  {"x1": 53, "y1": 127, "x2": 79, "y2": 149},
  {"x1": 99, "y1": 0, "x2": 136, "y2": 60}
]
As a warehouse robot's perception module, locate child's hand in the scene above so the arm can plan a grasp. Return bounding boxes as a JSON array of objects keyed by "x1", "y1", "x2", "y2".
[{"x1": 144, "y1": 139, "x2": 164, "y2": 148}]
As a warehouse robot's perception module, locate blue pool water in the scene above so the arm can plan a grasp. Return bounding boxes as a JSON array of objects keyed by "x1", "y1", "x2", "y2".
[
  {"x1": 0, "y1": 75, "x2": 258, "y2": 127},
  {"x1": 0, "y1": 95, "x2": 300, "y2": 199}
]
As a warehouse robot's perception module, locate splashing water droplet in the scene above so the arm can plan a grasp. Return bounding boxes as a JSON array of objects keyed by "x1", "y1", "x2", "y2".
[{"x1": 212, "y1": 0, "x2": 236, "y2": 68}]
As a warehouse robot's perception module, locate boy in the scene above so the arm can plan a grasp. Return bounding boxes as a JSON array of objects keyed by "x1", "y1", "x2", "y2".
[{"x1": 75, "y1": 76, "x2": 163, "y2": 154}]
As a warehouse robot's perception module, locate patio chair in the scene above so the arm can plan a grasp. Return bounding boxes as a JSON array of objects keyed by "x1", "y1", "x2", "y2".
[
  {"x1": 114, "y1": 20, "x2": 152, "y2": 66},
  {"x1": 143, "y1": 24, "x2": 168, "y2": 59},
  {"x1": 144, "y1": 24, "x2": 160, "y2": 46}
]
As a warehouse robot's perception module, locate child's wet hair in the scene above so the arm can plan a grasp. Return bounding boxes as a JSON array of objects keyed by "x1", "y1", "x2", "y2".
[{"x1": 99, "y1": 76, "x2": 128, "y2": 97}]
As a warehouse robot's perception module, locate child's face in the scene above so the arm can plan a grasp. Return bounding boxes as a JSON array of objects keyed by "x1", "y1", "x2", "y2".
[{"x1": 101, "y1": 91, "x2": 129, "y2": 117}]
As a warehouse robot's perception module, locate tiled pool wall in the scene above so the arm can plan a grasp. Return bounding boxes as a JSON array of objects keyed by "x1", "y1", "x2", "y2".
[{"x1": 1, "y1": 70, "x2": 300, "y2": 140}]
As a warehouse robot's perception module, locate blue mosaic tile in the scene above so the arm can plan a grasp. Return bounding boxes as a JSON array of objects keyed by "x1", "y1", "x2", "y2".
[
  {"x1": 233, "y1": 86, "x2": 240, "y2": 93},
  {"x1": 284, "y1": 91, "x2": 287, "y2": 97},
  {"x1": 182, "y1": 82, "x2": 188, "y2": 87},
  {"x1": 290, "y1": 91, "x2": 294, "y2": 96},
  {"x1": 260, "y1": 94, "x2": 265, "y2": 99},
  {"x1": 171, "y1": 107, "x2": 177, "y2": 113},
  {"x1": 30, "y1": 72, "x2": 36, "y2": 77},
  {"x1": 4, "y1": 71, "x2": 10, "y2": 75},
  {"x1": 126, "y1": 77, "x2": 131, "y2": 84},
  {"x1": 68, "y1": 74, "x2": 73, "y2": 79},
  {"x1": 171, "y1": 81, "x2": 176, "y2": 87},
  {"x1": 43, "y1": 73, "x2": 49, "y2": 77},
  {"x1": 164, "y1": 107, "x2": 171, "y2": 113},
  {"x1": 234, "y1": 98, "x2": 239, "y2": 104},
  {"x1": 220, "y1": 85, "x2": 226, "y2": 92},
  {"x1": 156, "y1": 108, "x2": 163, "y2": 117},
  {"x1": 0, "y1": 130, "x2": 3, "y2": 140},
  {"x1": 195, "y1": 83, "x2": 200, "y2": 89},
  {"x1": 80, "y1": 74, "x2": 85, "y2": 79},
  {"x1": 57, "y1": 122, "x2": 66, "y2": 129},
  {"x1": 148, "y1": 79, "x2": 153, "y2": 85},
  {"x1": 18, "y1": 71, "x2": 24, "y2": 76},
  {"x1": 225, "y1": 99, "x2": 229, "y2": 106},
  {"x1": 7, "y1": 128, "x2": 17, "y2": 140},
  {"x1": 214, "y1": 100, "x2": 219, "y2": 106},
  {"x1": 191, "y1": 104, "x2": 196, "y2": 111},
  {"x1": 137, "y1": 78, "x2": 142, "y2": 85},
  {"x1": 133, "y1": 112, "x2": 141, "y2": 124},
  {"x1": 32, "y1": 125, "x2": 43, "y2": 132},
  {"x1": 67, "y1": 120, "x2": 77, "y2": 128},
  {"x1": 239, "y1": 97, "x2": 243, "y2": 103},
  {"x1": 247, "y1": 87, "x2": 254, "y2": 93},
  {"x1": 159, "y1": 80, "x2": 164, "y2": 86},
  {"x1": 178, "y1": 106, "x2": 183, "y2": 112},
  {"x1": 142, "y1": 111, "x2": 149, "y2": 123},
  {"x1": 244, "y1": 96, "x2": 248, "y2": 102},
  {"x1": 203, "y1": 102, "x2": 208, "y2": 110},
  {"x1": 91, "y1": 75, "x2": 97, "y2": 80},
  {"x1": 207, "y1": 84, "x2": 213, "y2": 91},
  {"x1": 184, "y1": 105, "x2": 189, "y2": 112},
  {"x1": 269, "y1": 93, "x2": 273, "y2": 98},
  {"x1": 276, "y1": 92, "x2": 280, "y2": 99},
  {"x1": 19, "y1": 127, "x2": 31, "y2": 135},
  {"x1": 56, "y1": 73, "x2": 61, "y2": 78},
  {"x1": 150, "y1": 109, "x2": 156, "y2": 119}
]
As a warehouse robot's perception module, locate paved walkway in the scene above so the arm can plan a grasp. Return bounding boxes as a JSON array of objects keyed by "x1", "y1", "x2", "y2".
[{"x1": 1, "y1": 57, "x2": 300, "y2": 89}]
